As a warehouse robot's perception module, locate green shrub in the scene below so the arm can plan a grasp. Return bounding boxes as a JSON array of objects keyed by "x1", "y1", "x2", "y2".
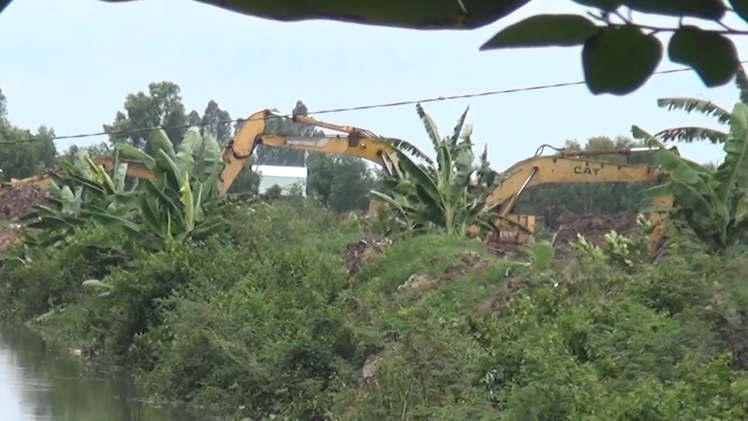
[
  {"x1": 329, "y1": 250, "x2": 748, "y2": 421},
  {"x1": 0, "y1": 226, "x2": 133, "y2": 321},
  {"x1": 134, "y1": 241, "x2": 365, "y2": 419},
  {"x1": 5, "y1": 201, "x2": 748, "y2": 421}
]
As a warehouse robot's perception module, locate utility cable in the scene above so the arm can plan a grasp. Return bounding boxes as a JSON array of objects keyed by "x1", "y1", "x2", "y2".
[{"x1": 0, "y1": 62, "x2": 743, "y2": 145}]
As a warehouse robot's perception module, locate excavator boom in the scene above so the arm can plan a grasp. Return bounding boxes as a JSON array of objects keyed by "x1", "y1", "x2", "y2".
[
  {"x1": 256, "y1": 135, "x2": 390, "y2": 166},
  {"x1": 487, "y1": 154, "x2": 661, "y2": 216},
  {"x1": 219, "y1": 109, "x2": 402, "y2": 194},
  {"x1": 0, "y1": 157, "x2": 155, "y2": 194}
]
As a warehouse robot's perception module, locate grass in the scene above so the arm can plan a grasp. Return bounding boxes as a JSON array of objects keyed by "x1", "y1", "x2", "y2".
[{"x1": 2, "y1": 202, "x2": 748, "y2": 420}]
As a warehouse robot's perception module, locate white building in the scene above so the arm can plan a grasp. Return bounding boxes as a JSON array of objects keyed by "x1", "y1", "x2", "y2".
[{"x1": 252, "y1": 165, "x2": 308, "y2": 197}]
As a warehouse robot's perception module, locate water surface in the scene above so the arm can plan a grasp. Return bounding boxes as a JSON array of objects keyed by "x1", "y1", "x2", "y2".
[{"x1": 0, "y1": 325, "x2": 199, "y2": 421}]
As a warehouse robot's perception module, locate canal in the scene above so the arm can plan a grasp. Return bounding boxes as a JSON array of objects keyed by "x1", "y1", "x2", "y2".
[{"x1": 0, "y1": 325, "x2": 200, "y2": 421}]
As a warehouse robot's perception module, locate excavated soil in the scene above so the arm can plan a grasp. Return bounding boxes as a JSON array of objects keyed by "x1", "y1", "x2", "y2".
[
  {"x1": 543, "y1": 206, "x2": 639, "y2": 245},
  {"x1": 398, "y1": 251, "x2": 495, "y2": 296},
  {"x1": 344, "y1": 237, "x2": 393, "y2": 276},
  {"x1": 0, "y1": 184, "x2": 48, "y2": 221},
  {"x1": 0, "y1": 230, "x2": 18, "y2": 252},
  {"x1": 477, "y1": 207, "x2": 641, "y2": 315},
  {"x1": 472, "y1": 271, "x2": 530, "y2": 317}
]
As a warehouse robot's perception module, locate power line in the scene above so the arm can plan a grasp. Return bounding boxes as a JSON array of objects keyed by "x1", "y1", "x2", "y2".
[{"x1": 0, "y1": 63, "x2": 739, "y2": 145}]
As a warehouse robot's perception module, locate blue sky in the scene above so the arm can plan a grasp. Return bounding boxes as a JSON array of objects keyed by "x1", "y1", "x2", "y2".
[{"x1": 1, "y1": 0, "x2": 747, "y2": 171}]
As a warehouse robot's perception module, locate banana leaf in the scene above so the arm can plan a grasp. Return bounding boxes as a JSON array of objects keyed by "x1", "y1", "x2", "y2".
[
  {"x1": 115, "y1": 143, "x2": 158, "y2": 171},
  {"x1": 176, "y1": 127, "x2": 200, "y2": 176}
]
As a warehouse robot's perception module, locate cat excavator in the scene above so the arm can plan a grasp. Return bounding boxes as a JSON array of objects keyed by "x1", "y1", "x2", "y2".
[
  {"x1": 222, "y1": 115, "x2": 677, "y2": 250},
  {"x1": 479, "y1": 145, "x2": 678, "y2": 250}
]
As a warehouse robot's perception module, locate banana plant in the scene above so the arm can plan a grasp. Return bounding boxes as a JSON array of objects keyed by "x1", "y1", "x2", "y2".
[
  {"x1": 654, "y1": 66, "x2": 748, "y2": 144},
  {"x1": 632, "y1": 101, "x2": 748, "y2": 257},
  {"x1": 114, "y1": 127, "x2": 225, "y2": 249},
  {"x1": 371, "y1": 104, "x2": 500, "y2": 236},
  {"x1": 20, "y1": 151, "x2": 138, "y2": 247}
]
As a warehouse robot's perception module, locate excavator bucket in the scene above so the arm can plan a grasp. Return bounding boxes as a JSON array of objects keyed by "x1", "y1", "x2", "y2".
[{"x1": 492, "y1": 214, "x2": 535, "y2": 245}]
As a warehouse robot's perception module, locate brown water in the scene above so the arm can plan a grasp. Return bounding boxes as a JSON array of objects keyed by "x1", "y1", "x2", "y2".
[{"x1": 0, "y1": 325, "x2": 200, "y2": 421}]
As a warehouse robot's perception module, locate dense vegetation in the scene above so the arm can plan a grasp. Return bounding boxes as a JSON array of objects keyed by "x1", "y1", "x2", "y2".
[{"x1": 2, "y1": 78, "x2": 748, "y2": 421}]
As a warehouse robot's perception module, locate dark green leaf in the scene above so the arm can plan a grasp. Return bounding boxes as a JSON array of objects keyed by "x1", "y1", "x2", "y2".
[
  {"x1": 582, "y1": 25, "x2": 663, "y2": 95},
  {"x1": 668, "y1": 27, "x2": 739, "y2": 88},
  {"x1": 25, "y1": 217, "x2": 72, "y2": 230},
  {"x1": 655, "y1": 127, "x2": 728, "y2": 144},
  {"x1": 571, "y1": 0, "x2": 622, "y2": 12},
  {"x1": 730, "y1": 0, "x2": 748, "y2": 23},
  {"x1": 624, "y1": 0, "x2": 727, "y2": 20},
  {"x1": 480, "y1": 14, "x2": 597, "y2": 49}
]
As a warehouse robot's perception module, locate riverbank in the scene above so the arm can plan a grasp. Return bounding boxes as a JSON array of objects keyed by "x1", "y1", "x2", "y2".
[
  {"x1": 0, "y1": 323, "x2": 200, "y2": 421},
  {"x1": 3, "y1": 201, "x2": 748, "y2": 420}
]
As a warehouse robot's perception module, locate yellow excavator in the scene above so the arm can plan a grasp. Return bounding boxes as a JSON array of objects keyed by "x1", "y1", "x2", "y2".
[
  {"x1": 0, "y1": 109, "x2": 407, "y2": 197},
  {"x1": 479, "y1": 145, "x2": 678, "y2": 250},
  {"x1": 0, "y1": 158, "x2": 155, "y2": 195},
  {"x1": 217, "y1": 109, "x2": 413, "y2": 194}
]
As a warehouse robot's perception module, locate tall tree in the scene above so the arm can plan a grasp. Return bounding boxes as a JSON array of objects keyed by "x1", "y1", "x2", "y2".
[
  {"x1": 60, "y1": 142, "x2": 111, "y2": 161},
  {"x1": 0, "y1": 87, "x2": 7, "y2": 127},
  {"x1": 103, "y1": 81, "x2": 188, "y2": 152},
  {"x1": 201, "y1": 100, "x2": 233, "y2": 145},
  {"x1": 103, "y1": 82, "x2": 236, "y2": 156},
  {"x1": 306, "y1": 154, "x2": 374, "y2": 213},
  {"x1": 0, "y1": 88, "x2": 57, "y2": 180},
  {"x1": 0, "y1": 126, "x2": 57, "y2": 181}
]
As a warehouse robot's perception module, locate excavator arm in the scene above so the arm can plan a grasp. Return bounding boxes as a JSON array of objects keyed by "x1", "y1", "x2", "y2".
[
  {"x1": 219, "y1": 109, "x2": 403, "y2": 194},
  {"x1": 1, "y1": 110, "x2": 406, "y2": 198},
  {"x1": 94, "y1": 157, "x2": 156, "y2": 181},
  {"x1": 0, "y1": 157, "x2": 155, "y2": 194},
  {"x1": 483, "y1": 146, "x2": 678, "y2": 251},
  {"x1": 486, "y1": 154, "x2": 662, "y2": 217}
]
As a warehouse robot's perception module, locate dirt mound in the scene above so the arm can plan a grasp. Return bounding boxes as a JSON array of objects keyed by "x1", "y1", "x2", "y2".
[
  {"x1": 337, "y1": 210, "x2": 368, "y2": 221},
  {"x1": 0, "y1": 184, "x2": 48, "y2": 221},
  {"x1": 544, "y1": 206, "x2": 639, "y2": 245},
  {"x1": 344, "y1": 237, "x2": 393, "y2": 276},
  {"x1": 472, "y1": 271, "x2": 529, "y2": 317},
  {"x1": 0, "y1": 230, "x2": 19, "y2": 252},
  {"x1": 399, "y1": 251, "x2": 494, "y2": 295}
]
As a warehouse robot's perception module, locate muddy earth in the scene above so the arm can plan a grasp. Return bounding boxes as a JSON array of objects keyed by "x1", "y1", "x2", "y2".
[
  {"x1": 543, "y1": 205, "x2": 639, "y2": 245},
  {"x1": 344, "y1": 237, "x2": 393, "y2": 276},
  {"x1": 0, "y1": 184, "x2": 48, "y2": 221},
  {"x1": 0, "y1": 184, "x2": 48, "y2": 253}
]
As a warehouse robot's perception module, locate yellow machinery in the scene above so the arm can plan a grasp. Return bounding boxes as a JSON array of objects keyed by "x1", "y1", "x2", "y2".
[
  {"x1": 479, "y1": 145, "x2": 678, "y2": 249},
  {"x1": 0, "y1": 109, "x2": 406, "y2": 196},
  {"x1": 218, "y1": 109, "x2": 409, "y2": 194},
  {"x1": 1, "y1": 112, "x2": 676, "y2": 251},
  {"x1": 0, "y1": 158, "x2": 155, "y2": 195}
]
